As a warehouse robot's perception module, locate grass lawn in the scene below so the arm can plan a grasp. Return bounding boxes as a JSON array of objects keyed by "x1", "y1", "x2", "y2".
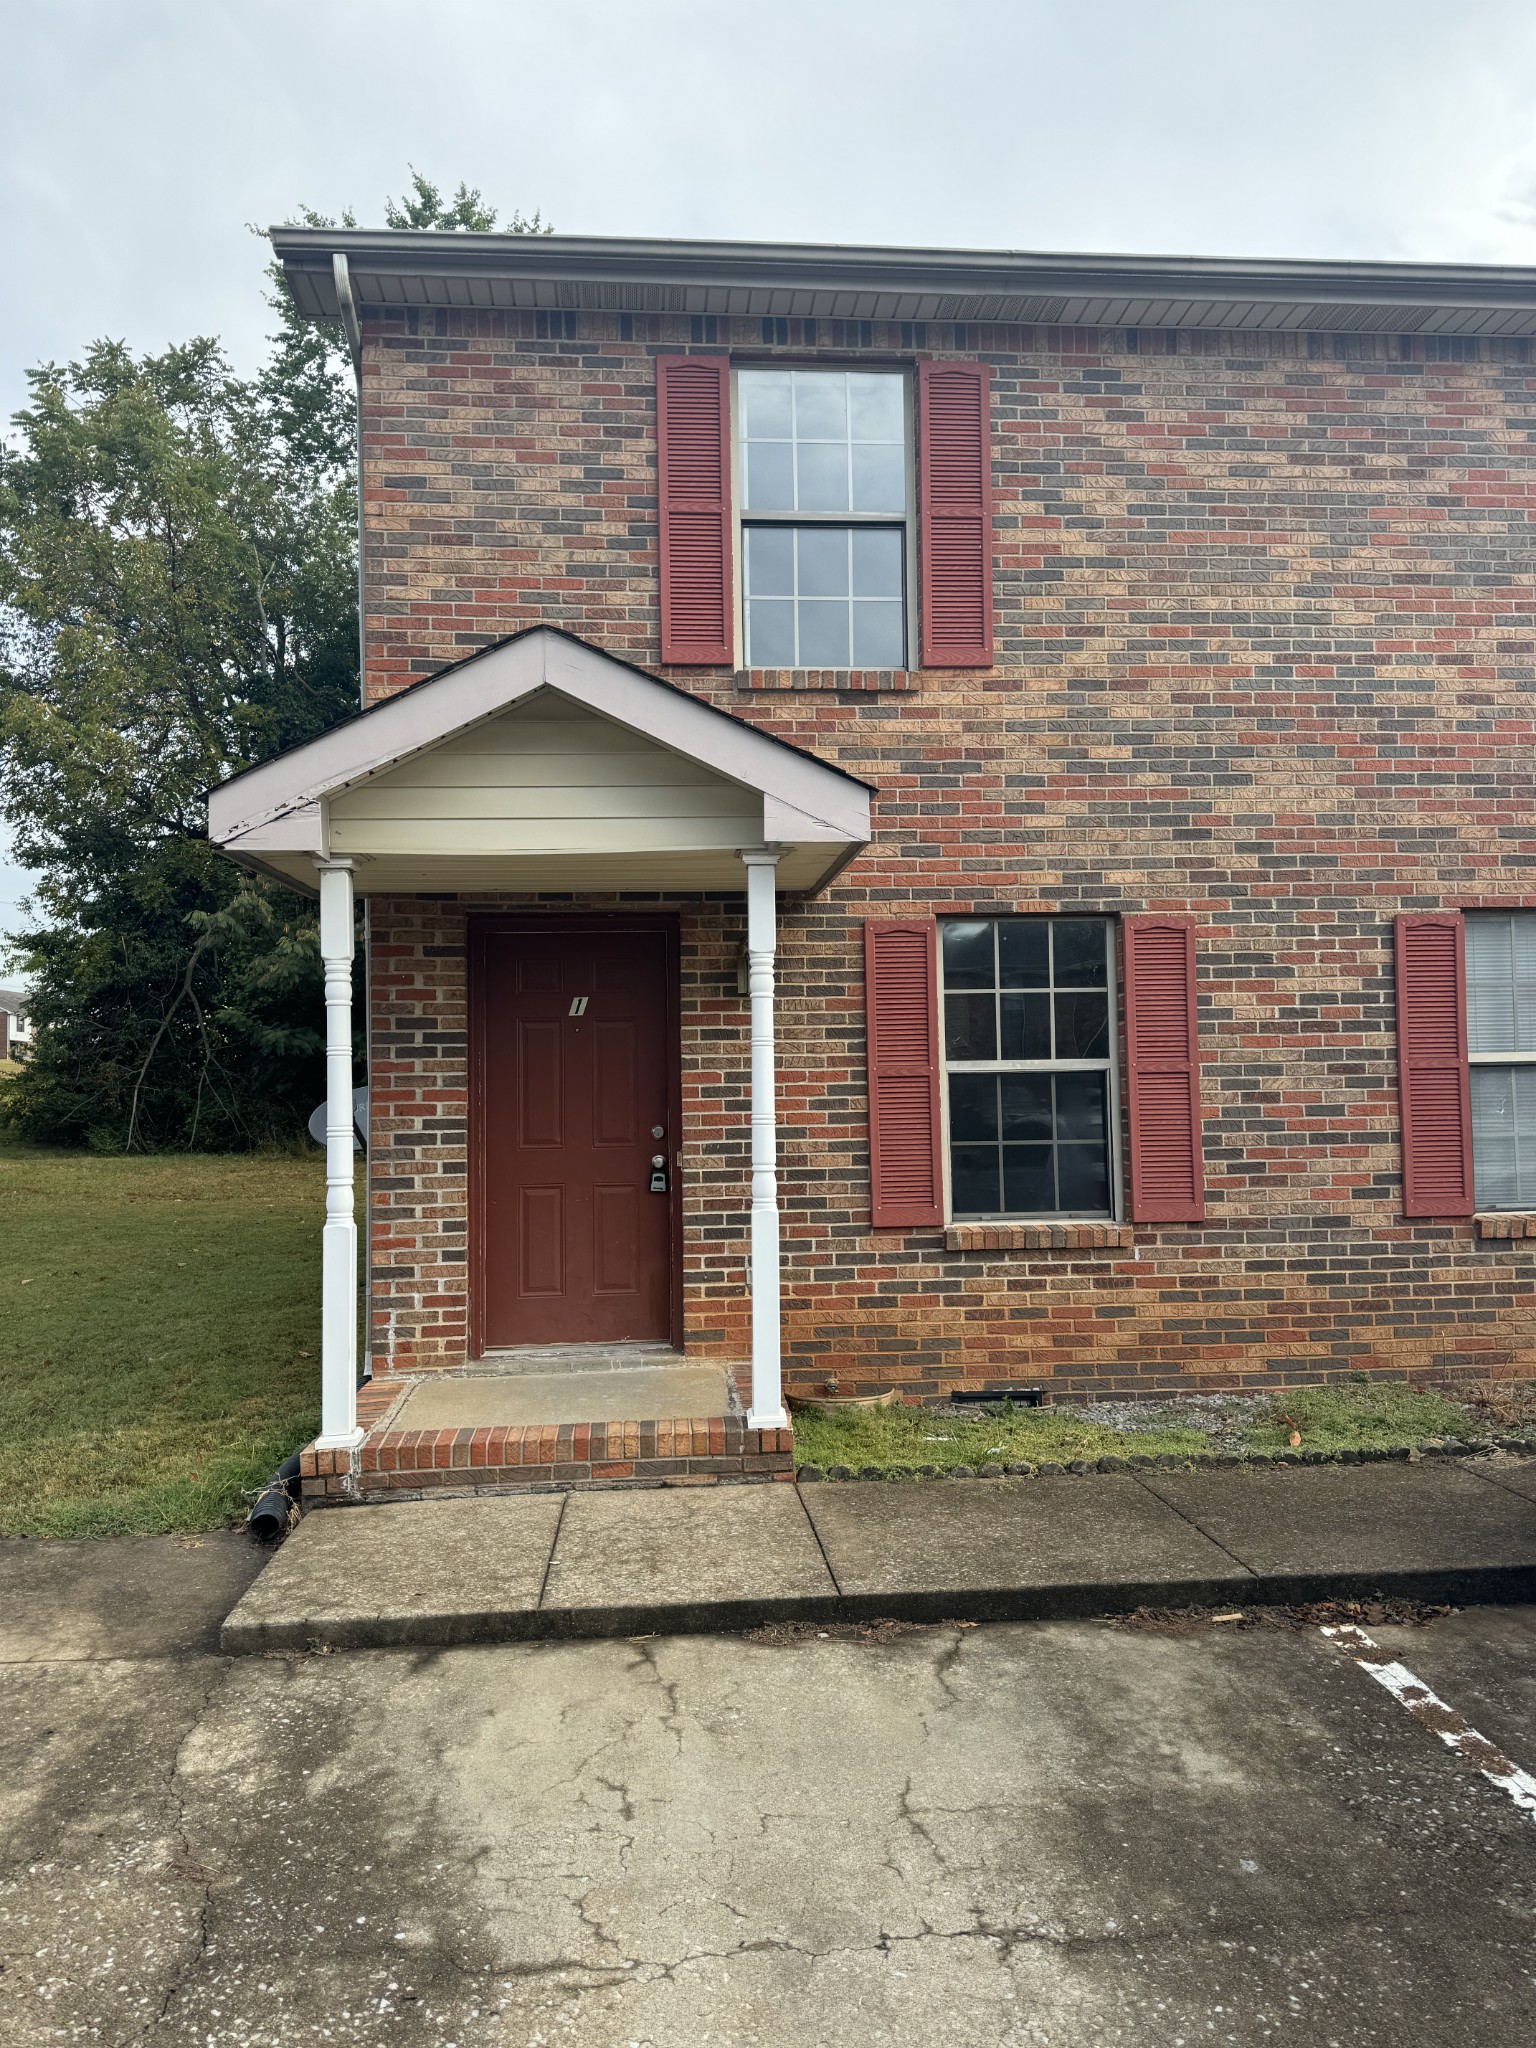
[
  {"x1": 790, "y1": 1379, "x2": 1506, "y2": 1475},
  {"x1": 0, "y1": 1133, "x2": 324, "y2": 1537}
]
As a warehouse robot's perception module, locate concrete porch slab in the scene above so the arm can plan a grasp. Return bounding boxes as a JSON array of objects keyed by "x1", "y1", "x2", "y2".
[
  {"x1": 1137, "y1": 1460, "x2": 1536, "y2": 1602},
  {"x1": 385, "y1": 1365, "x2": 734, "y2": 1431},
  {"x1": 221, "y1": 1495, "x2": 564, "y2": 1651},
  {"x1": 801, "y1": 1475, "x2": 1251, "y2": 1616}
]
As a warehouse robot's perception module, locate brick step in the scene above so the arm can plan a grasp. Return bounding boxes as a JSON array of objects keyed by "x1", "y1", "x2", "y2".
[{"x1": 301, "y1": 1413, "x2": 795, "y2": 1500}]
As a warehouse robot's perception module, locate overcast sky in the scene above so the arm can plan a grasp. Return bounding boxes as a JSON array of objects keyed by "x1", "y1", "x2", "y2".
[{"x1": 6, "y1": 0, "x2": 1536, "y2": 946}]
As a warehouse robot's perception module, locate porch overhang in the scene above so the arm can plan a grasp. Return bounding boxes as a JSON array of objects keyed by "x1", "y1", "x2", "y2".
[{"x1": 207, "y1": 628, "x2": 871, "y2": 897}]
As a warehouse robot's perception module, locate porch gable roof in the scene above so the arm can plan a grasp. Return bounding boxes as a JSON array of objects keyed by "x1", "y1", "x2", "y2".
[{"x1": 208, "y1": 628, "x2": 872, "y2": 897}]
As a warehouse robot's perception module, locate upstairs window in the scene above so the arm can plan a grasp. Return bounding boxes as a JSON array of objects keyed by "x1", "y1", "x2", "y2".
[
  {"x1": 1466, "y1": 912, "x2": 1536, "y2": 1209},
  {"x1": 939, "y1": 917, "x2": 1118, "y2": 1218},
  {"x1": 657, "y1": 355, "x2": 993, "y2": 670},
  {"x1": 737, "y1": 369, "x2": 908, "y2": 668}
]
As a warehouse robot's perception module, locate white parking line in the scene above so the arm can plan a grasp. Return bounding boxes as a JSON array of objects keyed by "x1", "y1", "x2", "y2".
[{"x1": 1321, "y1": 1623, "x2": 1536, "y2": 1821}]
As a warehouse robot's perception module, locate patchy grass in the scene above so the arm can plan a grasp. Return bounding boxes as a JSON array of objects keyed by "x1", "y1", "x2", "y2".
[
  {"x1": 791, "y1": 1377, "x2": 1500, "y2": 1474},
  {"x1": 1242, "y1": 1380, "x2": 1491, "y2": 1454},
  {"x1": 0, "y1": 1133, "x2": 324, "y2": 1537},
  {"x1": 790, "y1": 1401, "x2": 1210, "y2": 1473}
]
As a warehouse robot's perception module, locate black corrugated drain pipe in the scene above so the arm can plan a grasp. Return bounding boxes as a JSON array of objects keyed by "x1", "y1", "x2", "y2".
[{"x1": 248, "y1": 1450, "x2": 304, "y2": 1543}]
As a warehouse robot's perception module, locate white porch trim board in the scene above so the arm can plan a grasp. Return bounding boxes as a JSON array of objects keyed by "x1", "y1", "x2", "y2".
[
  {"x1": 742, "y1": 850, "x2": 787, "y2": 1431},
  {"x1": 208, "y1": 628, "x2": 870, "y2": 899},
  {"x1": 315, "y1": 858, "x2": 361, "y2": 1450}
]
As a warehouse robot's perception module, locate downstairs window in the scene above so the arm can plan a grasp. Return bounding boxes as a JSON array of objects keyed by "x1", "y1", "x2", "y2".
[{"x1": 939, "y1": 917, "x2": 1118, "y2": 1219}]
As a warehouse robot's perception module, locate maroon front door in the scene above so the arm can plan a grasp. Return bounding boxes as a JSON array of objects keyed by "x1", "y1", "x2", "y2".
[{"x1": 474, "y1": 924, "x2": 675, "y2": 1348}]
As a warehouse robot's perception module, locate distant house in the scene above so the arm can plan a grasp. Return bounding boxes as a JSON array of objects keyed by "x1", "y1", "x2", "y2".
[
  {"x1": 208, "y1": 228, "x2": 1536, "y2": 1504},
  {"x1": 0, "y1": 989, "x2": 31, "y2": 1061}
]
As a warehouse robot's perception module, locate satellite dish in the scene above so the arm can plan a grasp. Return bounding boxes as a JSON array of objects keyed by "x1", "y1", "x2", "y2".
[{"x1": 308, "y1": 1086, "x2": 368, "y2": 1151}]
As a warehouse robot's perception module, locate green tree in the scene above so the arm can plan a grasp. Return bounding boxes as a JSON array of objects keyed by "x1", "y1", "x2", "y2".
[
  {"x1": 0, "y1": 335, "x2": 358, "y2": 1148},
  {"x1": 383, "y1": 168, "x2": 549, "y2": 235},
  {"x1": 0, "y1": 179, "x2": 548, "y2": 1149}
]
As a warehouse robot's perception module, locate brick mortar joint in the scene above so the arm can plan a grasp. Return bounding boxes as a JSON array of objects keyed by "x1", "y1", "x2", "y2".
[{"x1": 364, "y1": 1416, "x2": 750, "y2": 1438}]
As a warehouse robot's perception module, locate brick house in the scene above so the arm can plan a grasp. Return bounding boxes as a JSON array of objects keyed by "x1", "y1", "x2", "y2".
[{"x1": 209, "y1": 232, "x2": 1536, "y2": 1500}]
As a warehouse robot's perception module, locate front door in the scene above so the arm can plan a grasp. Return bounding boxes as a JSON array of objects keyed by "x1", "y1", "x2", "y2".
[{"x1": 474, "y1": 924, "x2": 675, "y2": 1349}]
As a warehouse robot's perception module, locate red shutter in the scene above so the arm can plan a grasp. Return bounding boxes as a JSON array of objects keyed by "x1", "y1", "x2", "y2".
[
  {"x1": 865, "y1": 920, "x2": 944, "y2": 1228},
  {"x1": 1395, "y1": 913, "x2": 1474, "y2": 1218},
  {"x1": 1123, "y1": 916, "x2": 1205, "y2": 1222},
  {"x1": 918, "y1": 359, "x2": 994, "y2": 668},
  {"x1": 657, "y1": 354, "x2": 733, "y2": 664}
]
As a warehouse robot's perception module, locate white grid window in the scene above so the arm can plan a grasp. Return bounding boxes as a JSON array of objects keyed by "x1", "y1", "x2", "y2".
[
  {"x1": 738, "y1": 368, "x2": 908, "y2": 668},
  {"x1": 1467, "y1": 912, "x2": 1536, "y2": 1209},
  {"x1": 939, "y1": 918, "x2": 1119, "y2": 1219}
]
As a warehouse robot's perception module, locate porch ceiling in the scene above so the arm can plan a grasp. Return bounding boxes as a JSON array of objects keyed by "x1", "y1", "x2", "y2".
[{"x1": 208, "y1": 629, "x2": 871, "y2": 898}]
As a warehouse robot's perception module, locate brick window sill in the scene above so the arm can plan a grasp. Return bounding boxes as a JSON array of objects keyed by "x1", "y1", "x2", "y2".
[
  {"x1": 1475, "y1": 1212, "x2": 1536, "y2": 1239},
  {"x1": 733, "y1": 668, "x2": 919, "y2": 692},
  {"x1": 944, "y1": 1222, "x2": 1135, "y2": 1252}
]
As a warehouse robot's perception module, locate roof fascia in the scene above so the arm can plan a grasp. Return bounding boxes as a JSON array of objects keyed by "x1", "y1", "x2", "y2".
[
  {"x1": 271, "y1": 227, "x2": 1536, "y2": 324},
  {"x1": 208, "y1": 629, "x2": 870, "y2": 845}
]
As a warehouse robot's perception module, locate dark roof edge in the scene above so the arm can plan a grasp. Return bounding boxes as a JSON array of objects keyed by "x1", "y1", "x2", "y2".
[{"x1": 270, "y1": 227, "x2": 1536, "y2": 315}]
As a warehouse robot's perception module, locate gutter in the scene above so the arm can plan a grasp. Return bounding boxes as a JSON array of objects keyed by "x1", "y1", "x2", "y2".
[{"x1": 271, "y1": 227, "x2": 1536, "y2": 328}]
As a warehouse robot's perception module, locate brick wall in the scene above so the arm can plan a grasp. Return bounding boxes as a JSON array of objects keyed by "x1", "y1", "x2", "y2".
[{"x1": 360, "y1": 308, "x2": 1536, "y2": 1398}]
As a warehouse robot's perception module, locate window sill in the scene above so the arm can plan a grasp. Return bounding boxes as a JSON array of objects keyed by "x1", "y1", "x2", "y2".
[
  {"x1": 733, "y1": 668, "x2": 919, "y2": 692},
  {"x1": 1475, "y1": 1212, "x2": 1536, "y2": 1239},
  {"x1": 944, "y1": 1222, "x2": 1134, "y2": 1252}
]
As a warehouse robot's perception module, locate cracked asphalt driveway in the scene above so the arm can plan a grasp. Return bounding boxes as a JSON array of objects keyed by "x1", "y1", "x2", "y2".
[{"x1": 2, "y1": 1535, "x2": 1534, "y2": 2045}]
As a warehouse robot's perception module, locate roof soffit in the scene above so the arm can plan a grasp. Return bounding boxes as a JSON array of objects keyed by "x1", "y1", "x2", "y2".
[{"x1": 271, "y1": 228, "x2": 1536, "y2": 336}]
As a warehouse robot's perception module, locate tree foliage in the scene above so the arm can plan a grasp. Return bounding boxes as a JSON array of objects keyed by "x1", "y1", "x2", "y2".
[
  {"x1": 0, "y1": 327, "x2": 358, "y2": 1148},
  {"x1": 383, "y1": 168, "x2": 549, "y2": 236},
  {"x1": 0, "y1": 177, "x2": 548, "y2": 1149}
]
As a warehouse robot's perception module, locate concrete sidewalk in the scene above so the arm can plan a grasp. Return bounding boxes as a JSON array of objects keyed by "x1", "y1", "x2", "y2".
[{"x1": 221, "y1": 1452, "x2": 1536, "y2": 1652}]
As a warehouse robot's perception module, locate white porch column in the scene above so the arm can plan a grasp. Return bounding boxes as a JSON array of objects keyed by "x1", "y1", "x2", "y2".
[
  {"x1": 741, "y1": 850, "x2": 787, "y2": 1430},
  {"x1": 315, "y1": 858, "x2": 362, "y2": 1450}
]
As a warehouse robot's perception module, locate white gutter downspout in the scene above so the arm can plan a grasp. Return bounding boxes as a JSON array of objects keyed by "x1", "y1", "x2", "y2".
[
  {"x1": 332, "y1": 252, "x2": 363, "y2": 377},
  {"x1": 332, "y1": 251, "x2": 375, "y2": 1386},
  {"x1": 332, "y1": 253, "x2": 365, "y2": 712},
  {"x1": 741, "y1": 849, "x2": 787, "y2": 1429}
]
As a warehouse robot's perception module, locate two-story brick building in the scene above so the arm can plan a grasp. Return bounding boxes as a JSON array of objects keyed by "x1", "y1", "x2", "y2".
[{"x1": 210, "y1": 232, "x2": 1536, "y2": 1498}]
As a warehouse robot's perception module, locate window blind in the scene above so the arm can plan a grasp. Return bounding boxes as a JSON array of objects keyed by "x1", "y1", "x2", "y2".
[{"x1": 1465, "y1": 913, "x2": 1536, "y2": 1055}]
